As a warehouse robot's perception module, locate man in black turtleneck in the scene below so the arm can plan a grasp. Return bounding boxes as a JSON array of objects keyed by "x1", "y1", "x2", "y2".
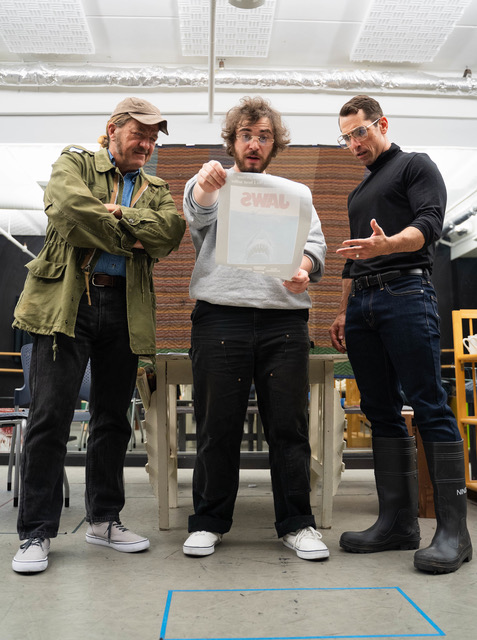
[{"x1": 329, "y1": 94, "x2": 472, "y2": 575}]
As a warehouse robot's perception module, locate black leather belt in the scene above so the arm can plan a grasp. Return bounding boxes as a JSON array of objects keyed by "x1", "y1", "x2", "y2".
[
  {"x1": 90, "y1": 273, "x2": 126, "y2": 288},
  {"x1": 353, "y1": 268, "x2": 428, "y2": 291}
]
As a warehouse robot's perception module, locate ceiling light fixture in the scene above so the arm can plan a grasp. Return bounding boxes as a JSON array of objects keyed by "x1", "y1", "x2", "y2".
[
  {"x1": 351, "y1": 0, "x2": 472, "y2": 64},
  {"x1": 228, "y1": 0, "x2": 265, "y2": 8},
  {"x1": 0, "y1": 0, "x2": 94, "y2": 55}
]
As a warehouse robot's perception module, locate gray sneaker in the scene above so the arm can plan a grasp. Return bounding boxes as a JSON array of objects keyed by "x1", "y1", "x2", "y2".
[
  {"x1": 12, "y1": 537, "x2": 50, "y2": 573},
  {"x1": 86, "y1": 521, "x2": 150, "y2": 553}
]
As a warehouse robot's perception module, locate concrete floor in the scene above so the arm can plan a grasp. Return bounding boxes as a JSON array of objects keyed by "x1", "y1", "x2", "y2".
[{"x1": 1, "y1": 463, "x2": 476, "y2": 640}]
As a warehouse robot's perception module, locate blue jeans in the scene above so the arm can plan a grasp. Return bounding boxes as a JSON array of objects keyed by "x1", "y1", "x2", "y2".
[
  {"x1": 188, "y1": 301, "x2": 316, "y2": 539},
  {"x1": 345, "y1": 274, "x2": 460, "y2": 442},
  {"x1": 18, "y1": 284, "x2": 138, "y2": 539}
]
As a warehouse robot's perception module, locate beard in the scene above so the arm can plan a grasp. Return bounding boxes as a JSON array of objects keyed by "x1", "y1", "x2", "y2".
[
  {"x1": 112, "y1": 134, "x2": 150, "y2": 170},
  {"x1": 234, "y1": 150, "x2": 273, "y2": 174}
]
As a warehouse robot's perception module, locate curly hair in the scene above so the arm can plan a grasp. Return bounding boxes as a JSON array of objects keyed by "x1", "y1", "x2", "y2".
[
  {"x1": 98, "y1": 113, "x2": 133, "y2": 148},
  {"x1": 221, "y1": 96, "x2": 290, "y2": 158},
  {"x1": 339, "y1": 95, "x2": 384, "y2": 122}
]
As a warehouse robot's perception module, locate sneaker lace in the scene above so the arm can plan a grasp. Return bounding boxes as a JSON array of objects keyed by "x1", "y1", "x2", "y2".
[
  {"x1": 295, "y1": 527, "x2": 323, "y2": 545},
  {"x1": 20, "y1": 537, "x2": 45, "y2": 551},
  {"x1": 105, "y1": 521, "x2": 128, "y2": 542}
]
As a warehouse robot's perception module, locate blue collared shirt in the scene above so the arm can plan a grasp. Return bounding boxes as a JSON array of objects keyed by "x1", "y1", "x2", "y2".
[{"x1": 93, "y1": 151, "x2": 139, "y2": 277}]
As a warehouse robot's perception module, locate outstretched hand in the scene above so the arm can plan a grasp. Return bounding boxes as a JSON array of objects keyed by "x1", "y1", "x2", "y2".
[{"x1": 336, "y1": 218, "x2": 389, "y2": 261}]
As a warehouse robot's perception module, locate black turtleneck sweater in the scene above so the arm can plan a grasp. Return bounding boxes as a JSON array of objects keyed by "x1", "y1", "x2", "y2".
[{"x1": 342, "y1": 142, "x2": 446, "y2": 279}]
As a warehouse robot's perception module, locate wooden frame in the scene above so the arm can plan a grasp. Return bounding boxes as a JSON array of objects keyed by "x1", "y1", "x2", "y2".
[
  {"x1": 145, "y1": 352, "x2": 348, "y2": 530},
  {"x1": 452, "y1": 309, "x2": 477, "y2": 498}
]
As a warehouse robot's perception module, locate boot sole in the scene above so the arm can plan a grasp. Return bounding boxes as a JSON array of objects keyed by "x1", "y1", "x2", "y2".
[
  {"x1": 414, "y1": 547, "x2": 473, "y2": 574},
  {"x1": 340, "y1": 540, "x2": 420, "y2": 554}
]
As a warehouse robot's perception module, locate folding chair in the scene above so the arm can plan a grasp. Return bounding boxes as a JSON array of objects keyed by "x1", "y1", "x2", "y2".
[
  {"x1": 128, "y1": 388, "x2": 145, "y2": 450},
  {"x1": 7, "y1": 343, "x2": 91, "y2": 507},
  {"x1": 76, "y1": 363, "x2": 92, "y2": 451},
  {"x1": 1, "y1": 410, "x2": 27, "y2": 495}
]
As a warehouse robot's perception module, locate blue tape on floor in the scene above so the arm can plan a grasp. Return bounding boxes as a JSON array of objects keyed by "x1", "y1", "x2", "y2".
[{"x1": 159, "y1": 587, "x2": 445, "y2": 640}]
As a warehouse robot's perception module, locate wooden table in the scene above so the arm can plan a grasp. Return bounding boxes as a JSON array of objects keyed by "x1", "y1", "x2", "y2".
[{"x1": 145, "y1": 352, "x2": 348, "y2": 530}]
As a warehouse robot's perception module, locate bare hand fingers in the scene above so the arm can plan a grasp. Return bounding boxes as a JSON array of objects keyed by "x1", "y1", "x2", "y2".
[{"x1": 197, "y1": 161, "x2": 227, "y2": 192}]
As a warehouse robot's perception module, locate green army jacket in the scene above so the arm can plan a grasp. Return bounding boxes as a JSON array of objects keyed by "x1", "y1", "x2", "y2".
[{"x1": 13, "y1": 145, "x2": 186, "y2": 355}]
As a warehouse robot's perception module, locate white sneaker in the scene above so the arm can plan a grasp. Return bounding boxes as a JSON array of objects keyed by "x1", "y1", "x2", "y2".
[
  {"x1": 183, "y1": 531, "x2": 222, "y2": 556},
  {"x1": 86, "y1": 521, "x2": 150, "y2": 553},
  {"x1": 282, "y1": 526, "x2": 330, "y2": 560},
  {"x1": 12, "y1": 537, "x2": 50, "y2": 573}
]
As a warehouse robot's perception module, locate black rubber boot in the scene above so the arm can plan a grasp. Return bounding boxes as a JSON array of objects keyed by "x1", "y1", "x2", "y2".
[
  {"x1": 414, "y1": 440, "x2": 473, "y2": 574},
  {"x1": 340, "y1": 436, "x2": 420, "y2": 553}
]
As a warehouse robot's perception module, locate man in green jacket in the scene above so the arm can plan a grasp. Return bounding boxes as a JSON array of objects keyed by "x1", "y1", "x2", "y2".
[{"x1": 12, "y1": 97, "x2": 186, "y2": 574}]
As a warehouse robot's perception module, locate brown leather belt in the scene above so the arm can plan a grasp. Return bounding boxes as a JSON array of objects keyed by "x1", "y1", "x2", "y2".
[{"x1": 90, "y1": 273, "x2": 126, "y2": 288}]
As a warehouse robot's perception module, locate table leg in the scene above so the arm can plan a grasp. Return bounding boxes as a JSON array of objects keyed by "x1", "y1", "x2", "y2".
[
  {"x1": 309, "y1": 381, "x2": 322, "y2": 511},
  {"x1": 155, "y1": 359, "x2": 170, "y2": 530},
  {"x1": 168, "y1": 384, "x2": 178, "y2": 508},
  {"x1": 319, "y1": 360, "x2": 336, "y2": 529}
]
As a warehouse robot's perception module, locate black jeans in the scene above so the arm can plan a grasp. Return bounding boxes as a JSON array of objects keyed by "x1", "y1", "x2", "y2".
[
  {"x1": 18, "y1": 284, "x2": 138, "y2": 539},
  {"x1": 188, "y1": 301, "x2": 316, "y2": 538}
]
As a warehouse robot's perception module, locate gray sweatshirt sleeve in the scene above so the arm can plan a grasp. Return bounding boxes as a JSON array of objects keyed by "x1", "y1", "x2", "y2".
[
  {"x1": 183, "y1": 175, "x2": 217, "y2": 229},
  {"x1": 304, "y1": 205, "x2": 326, "y2": 283}
]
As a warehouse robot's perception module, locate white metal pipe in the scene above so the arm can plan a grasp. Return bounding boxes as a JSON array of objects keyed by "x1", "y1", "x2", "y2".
[{"x1": 208, "y1": 0, "x2": 217, "y2": 122}]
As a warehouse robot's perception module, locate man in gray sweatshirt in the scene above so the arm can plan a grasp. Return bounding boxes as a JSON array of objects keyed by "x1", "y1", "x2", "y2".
[{"x1": 182, "y1": 96, "x2": 328, "y2": 560}]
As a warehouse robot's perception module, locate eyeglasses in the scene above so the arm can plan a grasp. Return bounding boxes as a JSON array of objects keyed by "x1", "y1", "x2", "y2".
[
  {"x1": 337, "y1": 118, "x2": 381, "y2": 149},
  {"x1": 236, "y1": 133, "x2": 274, "y2": 146}
]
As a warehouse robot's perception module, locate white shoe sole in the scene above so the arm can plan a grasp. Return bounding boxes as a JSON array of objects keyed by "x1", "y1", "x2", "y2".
[
  {"x1": 86, "y1": 534, "x2": 150, "y2": 553},
  {"x1": 282, "y1": 540, "x2": 330, "y2": 561},
  {"x1": 12, "y1": 557, "x2": 48, "y2": 573},
  {"x1": 183, "y1": 540, "x2": 220, "y2": 557}
]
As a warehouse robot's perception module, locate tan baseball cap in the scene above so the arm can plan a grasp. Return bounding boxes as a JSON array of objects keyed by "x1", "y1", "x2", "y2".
[{"x1": 111, "y1": 97, "x2": 169, "y2": 134}]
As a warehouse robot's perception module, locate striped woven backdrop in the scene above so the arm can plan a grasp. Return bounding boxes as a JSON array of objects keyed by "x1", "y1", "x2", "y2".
[{"x1": 146, "y1": 145, "x2": 365, "y2": 352}]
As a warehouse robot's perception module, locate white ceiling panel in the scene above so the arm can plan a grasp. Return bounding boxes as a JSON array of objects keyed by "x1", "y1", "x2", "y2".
[
  {"x1": 85, "y1": 17, "x2": 181, "y2": 65},
  {"x1": 275, "y1": 0, "x2": 370, "y2": 22},
  {"x1": 351, "y1": 0, "x2": 473, "y2": 64},
  {"x1": 267, "y1": 21, "x2": 360, "y2": 69},
  {"x1": 81, "y1": 0, "x2": 178, "y2": 18},
  {"x1": 0, "y1": 0, "x2": 475, "y2": 72},
  {"x1": 425, "y1": 25, "x2": 477, "y2": 71},
  {"x1": 0, "y1": 0, "x2": 94, "y2": 55},
  {"x1": 178, "y1": 0, "x2": 276, "y2": 58},
  {"x1": 452, "y1": 0, "x2": 477, "y2": 23}
]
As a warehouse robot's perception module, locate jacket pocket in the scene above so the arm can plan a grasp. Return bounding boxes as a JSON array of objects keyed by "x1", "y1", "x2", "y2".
[{"x1": 27, "y1": 258, "x2": 67, "y2": 280}]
